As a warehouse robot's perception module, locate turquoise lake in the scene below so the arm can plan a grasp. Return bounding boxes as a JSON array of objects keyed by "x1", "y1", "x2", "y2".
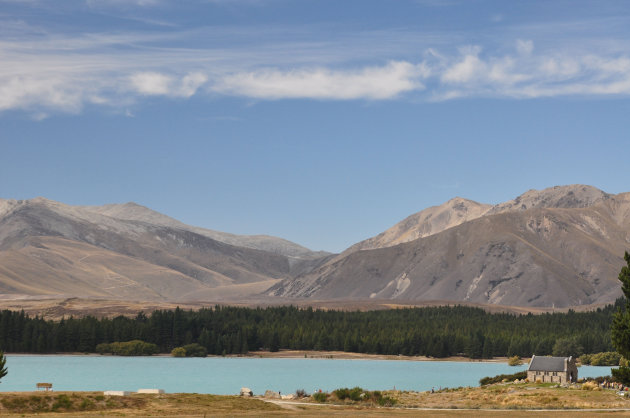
[{"x1": 0, "y1": 356, "x2": 613, "y2": 395}]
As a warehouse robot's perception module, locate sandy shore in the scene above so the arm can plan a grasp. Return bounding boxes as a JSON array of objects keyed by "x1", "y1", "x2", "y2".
[
  {"x1": 239, "y1": 350, "x2": 513, "y2": 363},
  {"x1": 5, "y1": 350, "x2": 516, "y2": 363}
]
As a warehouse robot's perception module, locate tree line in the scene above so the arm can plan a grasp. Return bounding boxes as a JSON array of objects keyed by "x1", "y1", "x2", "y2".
[{"x1": 0, "y1": 301, "x2": 621, "y2": 359}]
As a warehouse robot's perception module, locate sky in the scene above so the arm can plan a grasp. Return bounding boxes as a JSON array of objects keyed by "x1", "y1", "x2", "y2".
[{"x1": 1, "y1": 0, "x2": 630, "y2": 253}]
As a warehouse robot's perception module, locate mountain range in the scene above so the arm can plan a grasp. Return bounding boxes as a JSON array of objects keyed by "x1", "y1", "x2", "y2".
[
  {"x1": 269, "y1": 185, "x2": 630, "y2": 308},
  {"x1": 1, "y1": 184, "x2": 629, "y2": 308},
  {"x1": 0, "y1": 198, "x2": 331, "y2": 301}
]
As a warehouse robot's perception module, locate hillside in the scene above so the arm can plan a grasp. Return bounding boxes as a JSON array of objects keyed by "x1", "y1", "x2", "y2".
[
  {"x1": 0, "y1": 198, "x2": 329, "y2": 301},
  {"x1": 2, "y1": 185, "x2": 628, "y2": 308},
  {"x1": 269, "y1": 186, "x2": 630, "y2": 307}
]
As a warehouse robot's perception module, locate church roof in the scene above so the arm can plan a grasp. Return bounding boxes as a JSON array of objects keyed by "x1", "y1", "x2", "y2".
[{"x1": 527, "y1": 355, "x2": 570, "y2": 372}]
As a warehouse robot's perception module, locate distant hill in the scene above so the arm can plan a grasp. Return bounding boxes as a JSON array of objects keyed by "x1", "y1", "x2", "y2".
[
  {"x1": 269, "y1": 185, "x2": 630, "y2": 308},
  {"x1": 0, "y1": 198, "x2": 330, "y2": 301},
  {"x1": 3, "y1": 185, "x2": 628, "y2": 308}
]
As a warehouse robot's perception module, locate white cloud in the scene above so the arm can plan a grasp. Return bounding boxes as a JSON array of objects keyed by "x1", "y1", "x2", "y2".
[
  {"x1": 129, "y1": 71, "x2": 208, "y2": 97},
  {"x1": 2, "y1": 22, "x2": 630, "y2": 115},
  {"x1": 180, "y1": 72, "x2": 208, "y2": 97},
  {"x1": 130, "y1": 72, "x2": 172, "y2": 95},
  {"x1": 214, "y1": 61, "x2": 426, "y2": 100},
  {"x1": 0, "y1": 75, "x2": 88, "y2": 113},
  {"x1": 442, "y1": 53, "x2": 486, "y2": 83}
]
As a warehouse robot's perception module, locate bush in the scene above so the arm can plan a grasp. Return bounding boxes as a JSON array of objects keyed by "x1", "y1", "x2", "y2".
[
  {"x1": 95, "y1": 340, "x2": 158, "y2": 356},
  {"x1": 579, "y1": 353, "x2": 593, "y2": 365},
  {"x1": 295, "y1": 389, "x2": 307, "y2": 398},
  {"x1": 508, "y1": 356, "x2": 523, "y2": 366},
  {"x1": 592, "y1": 352, "x2": 622, "y2": 366},
  {"x1": 171, "y1": 347, "x2": 186, "y2": 357},
  {"x1": 480, "y1": 371, "x2": 527, "y2": 386},
  {"x1": 312, "y1": 392, "x2": 327, "y2": 403},
  {"x1": 330, "y1": 387, "x2": 397, "y2": 406},
  {"x1": 334, "y1": 387, "x2": 364, "y2": 401},
  {"x1": 182, "y1": 343, "x2": 207, "y2": 357},
  {"x1": 580, "y1": 352, "x2": 622, "y2": 366},
  {"x1": 51, "y1": 394, "x2": 72, "y2": 411},
  {"x1": 376, "y1": 395, "x2": 397, "y2": 406}
]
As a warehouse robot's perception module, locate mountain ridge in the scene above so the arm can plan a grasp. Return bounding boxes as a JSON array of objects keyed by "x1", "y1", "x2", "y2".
[
  {"x1": 1, "y1": 184, "x2": 628, "y2": 308},
  {"x1": 269, "y1": 185, "x2": 630, "y2": 308},
  {"x1": 0, "y1": 197, "x2": 329, "y2": 301}
]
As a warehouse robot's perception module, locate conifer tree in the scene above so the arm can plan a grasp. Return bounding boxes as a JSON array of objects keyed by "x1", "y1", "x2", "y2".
[
  {"x1": 611, "y1": 252, "x2": 630, "y2": 384},
  {"x1": 0, "y1": 351, "x2": 7, "y2": 382}
]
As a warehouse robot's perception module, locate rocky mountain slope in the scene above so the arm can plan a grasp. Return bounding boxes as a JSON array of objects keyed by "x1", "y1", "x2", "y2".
[
  {"x1": 0, "y1": 198, "x2": 330, "y2": 301},
  {"x1": 269, "y1": 185, "x2": 630, "y2": 308},
  {"x1": 84, "y1": 202, "x2": 328, "y2": 260}
]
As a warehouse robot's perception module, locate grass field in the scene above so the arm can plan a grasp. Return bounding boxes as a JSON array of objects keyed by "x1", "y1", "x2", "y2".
[{"x1": 1, "y1": 382, "x2": 630, "y2": 417}]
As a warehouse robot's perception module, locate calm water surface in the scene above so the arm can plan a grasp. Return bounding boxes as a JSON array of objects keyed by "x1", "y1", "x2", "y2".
[{"x1": 0, "y1": 355, "x2": 613, "y2": 395}]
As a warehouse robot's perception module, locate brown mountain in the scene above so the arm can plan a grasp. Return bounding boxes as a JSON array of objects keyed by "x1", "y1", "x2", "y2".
[
  {"x1": 0, "y1": 198, "x2": 330, "y2": 301},
  {"x1": 269, "y1": 185, "x2": 630, "y2": 308},
  {"x1": 346, "y1": 197, "x2": 492, "y2": 253}
]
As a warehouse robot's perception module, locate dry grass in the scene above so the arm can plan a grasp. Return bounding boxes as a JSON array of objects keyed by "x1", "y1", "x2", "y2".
[
  {"x1": 0, "y1": 295, "x2": 613, "y2": 321},
  {"x1": 392, "y1": 382, "x2": 630, "y2": 410},
  {"x1": 2, "y1": 383, "x2": 630, "y2": 417},
  {"x1": 0, "y1": 392, "x2": 285, "y2": 417}
]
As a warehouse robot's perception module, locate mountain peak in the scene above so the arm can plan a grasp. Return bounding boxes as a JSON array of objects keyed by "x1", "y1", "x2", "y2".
[
  {"x1": 490, "y1": 184, "x2": 609, "y2": 214},
  {"x1": 347, "y1": 196, "x2": 492, "y2": 252}
]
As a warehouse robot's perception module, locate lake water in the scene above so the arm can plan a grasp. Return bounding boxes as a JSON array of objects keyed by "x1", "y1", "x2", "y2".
[{"x1": 0, "y1": 355, "x2": 614, "y2": 395}]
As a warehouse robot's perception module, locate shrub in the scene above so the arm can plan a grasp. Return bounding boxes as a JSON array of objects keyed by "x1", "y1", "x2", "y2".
[
  {"x1": 479, "y1": 371, "x2": 527, "y2": 386},
  {"x1": 97, "y1": 340, "x2": 158, "y2": 356},
  {"x1": 79, "y1": 398, "x2": 94, "y2": 410},
  {"x1": 312, "y1": 392, "x2": 327, "y2": 403},
  {"x1": 580, "y1": 352, "x2": 622, "y2": 366},
  {"x1": 171, "y1": 347, "x2": 186, "y2": 357},
  {"x1": 582, "y1": 381, "x2": 599, "y2": 391},
  {"x1": 579, "y1": 353, "x2": 592, "y2": 365},
  {"x1": 508, "y1": 356, "x2": 523, "y2": 366},
  {"x1": 295, "y1": 389, "x2": 307, "y2": 398},
  {"x1": 592, "y1": 352, "x2": 622, "y2": 366},
  {"x1": 377, "y1": 395, "x2": 397, "y2": 406},
  {"x1": 329, "y1": 388, "x2": 397, "y2": 406},
  {"x1": 334, "y1": 387, "x2": 364, "y2": 401},
  {"x1": 52, "y1": 394, "x2": 73, "y2": 411},
  {"x1": 182, "y1": 343, "x2": 207, "y2": 357}
]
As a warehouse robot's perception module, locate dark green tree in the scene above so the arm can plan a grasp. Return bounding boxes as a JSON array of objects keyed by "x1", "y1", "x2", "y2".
[
  {"x1": 0, "y1": 351, "x2": 7, "y2": 382},
  {"x1": 612, "y1": 251, "x2": 630, "y2": 384},
  {"x1": 552, "y1": 337, "x2": 583, "y2": 357}
]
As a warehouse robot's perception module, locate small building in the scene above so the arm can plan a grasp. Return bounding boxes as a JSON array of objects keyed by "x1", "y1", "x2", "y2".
[{"x1": 527, "y1": 355, "x2": 578, "y2": 384}]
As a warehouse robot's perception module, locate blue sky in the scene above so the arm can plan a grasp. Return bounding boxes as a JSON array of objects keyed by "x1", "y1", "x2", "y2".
[{"x1": 1, "y1": 0, "x2": 629, "y2": 252}]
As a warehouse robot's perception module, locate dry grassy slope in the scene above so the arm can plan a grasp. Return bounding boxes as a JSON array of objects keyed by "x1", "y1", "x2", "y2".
[
  {"x1": 347, "y1": 185, "x2": 611, "y2": 254},
  {"x1": 269, "y1": 190, "x2": 630, "y2": 308},
  {"x1": 83, "y1": 201, "x2": 329, "y2": 259},
  {"x1": 0, "y1": 198, "x2": 318, "y2": 301},
  {"x1": 347, "y1": 197, "x2": 492, "y2": 252}
]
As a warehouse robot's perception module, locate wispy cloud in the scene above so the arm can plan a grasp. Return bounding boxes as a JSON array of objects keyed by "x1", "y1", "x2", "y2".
[
  {"x1": 2, "y1": 15, "x2": 630, "y2": 116},
  {"x1": 86, "y1": 0, "x2": 162, "y2": 7},
  {"x1": 213, "y1": 62, "x2": 427, "y2": 100},
  {"x1": 129, "y1": 71, "x2": 207, "y2": 97}
]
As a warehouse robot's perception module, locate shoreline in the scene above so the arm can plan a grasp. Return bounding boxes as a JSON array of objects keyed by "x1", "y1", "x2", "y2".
[
  {"x1": 4, "y1": 349, "x2": 516, "y2": 363},
  {"x1": 241, "y1": 350, "x2": 514, "y2": 363}
]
